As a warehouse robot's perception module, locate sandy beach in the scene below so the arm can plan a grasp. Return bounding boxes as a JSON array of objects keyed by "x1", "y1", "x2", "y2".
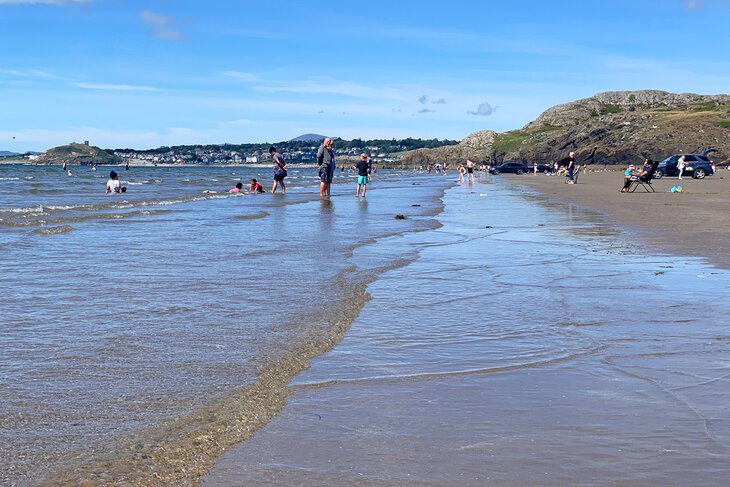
[{"x1": 505, "y1": 169, "x2": 730, "y2": 269}]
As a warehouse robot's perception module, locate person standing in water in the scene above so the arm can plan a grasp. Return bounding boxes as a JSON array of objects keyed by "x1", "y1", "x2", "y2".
[
  {"x1": 352, "y1": 153, "x2": 370, "y2": 198},
  {"x1": 316, "y1": 137, "x2": 335, "y2": 197},
  {"x1": 62, "y1": 161, "x2": 67, "y2": 171},
  {"x1": 466, "y1": 158, "x2": 476, "y2": 183},
  {"x1": 270, "y1": 146, "x2": 287, "y2": 194}
]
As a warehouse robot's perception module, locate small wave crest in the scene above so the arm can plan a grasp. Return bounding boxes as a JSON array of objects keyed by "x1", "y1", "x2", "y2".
[{"x1": 33, "y1": 225, "x2": 73, "y2": 235}]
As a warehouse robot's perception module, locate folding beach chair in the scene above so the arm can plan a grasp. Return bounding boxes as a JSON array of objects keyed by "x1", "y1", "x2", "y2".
[{"x1": 628, "y1": 161, "x2": 658, "y2": 193}]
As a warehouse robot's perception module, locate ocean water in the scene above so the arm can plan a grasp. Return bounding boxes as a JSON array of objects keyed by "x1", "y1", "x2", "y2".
[{"x1": 0, "y1": 164, "x2": 450, "y2": 486}]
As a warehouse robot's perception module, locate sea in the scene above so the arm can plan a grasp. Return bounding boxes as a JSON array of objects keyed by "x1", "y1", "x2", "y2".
[{"x1": 0, "y1": 164, "x2": 448, "y2": 486}]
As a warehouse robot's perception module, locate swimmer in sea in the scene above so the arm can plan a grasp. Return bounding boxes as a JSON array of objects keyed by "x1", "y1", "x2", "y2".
[
  {"x1": 67, "y1": 170, "x2": 73, "y2": 177},
  {"x1": 230, "y1": 182, "x2": 243, "y2": 193},
  {"x1": 249, "y1": 178, "x2": 264, "y2": 193},
  {"x1": 105, "y1": 170, "x2": 126, "y2": 194}
]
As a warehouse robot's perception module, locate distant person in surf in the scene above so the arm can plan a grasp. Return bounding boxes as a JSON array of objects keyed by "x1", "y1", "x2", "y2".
[
  {"x1": 352, "y1": 153, "x2": 369, "y2": 198},
  {"x1": 466, "y1": 159, "x2": 476, "y2": 183},
  {"x1": 62, "y1": 161, "x2": 67, "y2": 171},
  {"x1": 316, "y1": 137, "x2": 336, "y2": 197},
  {"x1": 249, "y1": 178, "x2": 264, "y2": 193},
  {"x1": 230, "y1": 182, "x2": 243, "y2": 193},
  {"x1": 67, "y1": 170, "x2": 73, "y2": 177},
  {"x1": 270, "y1": 146, "x2": 287, "y2": 194},
  {"x1": 105, "y1": 170, "x2": 126, "y2": 194}
]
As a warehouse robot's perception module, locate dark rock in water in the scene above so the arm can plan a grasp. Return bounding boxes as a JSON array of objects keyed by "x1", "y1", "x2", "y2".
[
  {"x1": 394, "y1": 214, "x2": 407, "y2": 220},
  {"x1": 411, "y1": 204, "x2": 421, "y2": 207},
  {"x1": 485, "y1": 225, "x2": 493, "y2": 229}
]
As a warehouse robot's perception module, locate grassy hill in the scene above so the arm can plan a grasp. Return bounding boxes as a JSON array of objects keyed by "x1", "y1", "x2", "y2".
[{"x1": 38, "y1": 143, "x2": 121, "y2": 165}]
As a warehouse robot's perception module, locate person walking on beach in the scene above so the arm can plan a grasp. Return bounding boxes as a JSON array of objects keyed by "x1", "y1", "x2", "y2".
[
  {"x1": 316, "y1": 137, "x2": 335, "y2": 197},
  {"x1": 560, "y1": 151, "x2": 576, "y2": 184},
  {"x1": 353, "y1": 153, "x2": 369, "y2": 198},
  {"x1": 677, "y1": 155, "x2": 686, "y2": 180},
  {"x1": 270, "y1": 146, "x2": 287, "y2": 193}
]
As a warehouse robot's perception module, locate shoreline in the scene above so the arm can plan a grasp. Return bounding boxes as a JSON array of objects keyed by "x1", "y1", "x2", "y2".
[
  {"x1": 202, "y1": 178, "x2": 730, "y2": 486},
  {"x1": 502, "y1": 170, "x2": 730, "y2": 270}
]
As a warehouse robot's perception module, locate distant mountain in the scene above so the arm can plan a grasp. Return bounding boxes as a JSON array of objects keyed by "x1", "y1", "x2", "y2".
[
  {"x1": 0, "y1": 150, "x2": 18, "y2": 156},
  {"x1": 289, "y1": 133, "x2": 328, "y2": 142}
]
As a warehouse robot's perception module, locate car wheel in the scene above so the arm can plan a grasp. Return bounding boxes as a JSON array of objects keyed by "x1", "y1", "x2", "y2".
[
  {"x1": 653, "y1": 169, "x2": 663, "y2": 179},
  {"x1": 492, "y1": 169, "x2": 500, "y2": 175},
  {"x1": 516, "y1": 169, "x2": 524, "y2": 175},
  {"x1": 693, "y1": 168, "x2": 706, "y2": 179}
]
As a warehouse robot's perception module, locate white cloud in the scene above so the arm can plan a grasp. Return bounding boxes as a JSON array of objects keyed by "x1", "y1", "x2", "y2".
[
  {"x1": 140, "y1": 10, "x2": 186, "y2": 40},
  {"x1": 75, "y1": 82, "x2": 160, "y2": 92}
]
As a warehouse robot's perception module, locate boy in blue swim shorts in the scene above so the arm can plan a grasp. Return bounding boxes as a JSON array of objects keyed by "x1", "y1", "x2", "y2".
[{"x1": 353, "y1": 153, "x2": 370, "y2": 198}]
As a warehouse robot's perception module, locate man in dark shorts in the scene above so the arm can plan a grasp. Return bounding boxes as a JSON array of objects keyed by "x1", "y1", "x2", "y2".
[
  {"x1": 316, "y1": 137, "x2": 335, "y2": 197},
  {"x1": 270, "y1": 146, "x2": 287, "y2": 194},
  {"x1": 560, "y1": 151, "x2": 577, "y2": 184}
]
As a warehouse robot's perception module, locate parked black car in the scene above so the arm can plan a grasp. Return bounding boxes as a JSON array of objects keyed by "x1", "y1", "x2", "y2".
[
  {"x1": 654, "y1": 154, "x2": 716, "y2": 179},
  {"x1": 490, "y1": 162, "x2": 528, "y2": 175}
]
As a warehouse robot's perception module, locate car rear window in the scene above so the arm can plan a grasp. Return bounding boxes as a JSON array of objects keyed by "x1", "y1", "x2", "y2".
[
  {"x1": 684, "y1": 155, "x2": 697, "y2": 162},
  {"x1": 698, "y1": 156, "x2": 711, "y2": 162}
]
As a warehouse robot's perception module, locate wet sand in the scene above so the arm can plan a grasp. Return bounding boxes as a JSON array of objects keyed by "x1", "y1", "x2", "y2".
[
  {"x1": 506, "y1": 170, "x2": 730, "y2": 269},
  {"x1": 204, "y1": 179, "x2": 730, "y2": 486}
]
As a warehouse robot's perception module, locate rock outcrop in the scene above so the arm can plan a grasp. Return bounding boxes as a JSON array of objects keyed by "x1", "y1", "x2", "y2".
[
  {"x1": 401, "y1": 130, "x2": 497, "y2": 165},
  {"x1": 402, "y1": 90, "x2": 730, "y2": 166}
]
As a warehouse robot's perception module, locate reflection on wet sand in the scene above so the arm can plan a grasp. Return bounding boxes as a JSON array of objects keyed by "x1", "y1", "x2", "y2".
[{"x1": 205, "y1": 178, "x2": 730, "y2": 486}]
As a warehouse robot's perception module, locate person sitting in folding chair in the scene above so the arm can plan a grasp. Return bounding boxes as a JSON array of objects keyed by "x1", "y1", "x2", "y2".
[{"x1": 627, "y1": 159, "x2": 658, "y2": 193}]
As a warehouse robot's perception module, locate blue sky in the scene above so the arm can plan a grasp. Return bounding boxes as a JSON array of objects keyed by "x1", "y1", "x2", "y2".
[{"x1": 1, "y1": 0, "x2": 729, "y2": 151}]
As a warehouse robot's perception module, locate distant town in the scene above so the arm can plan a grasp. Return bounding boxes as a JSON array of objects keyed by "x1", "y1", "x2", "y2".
[{"x1": 1, "y1": 135, "x2": 459, "y2": 165}]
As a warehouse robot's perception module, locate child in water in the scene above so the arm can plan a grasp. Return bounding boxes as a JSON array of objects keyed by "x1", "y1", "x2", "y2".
[
  {"x1": 249, "y1": 179, "x2": 264, "y2": 193},
  {"x1": 230, "y1": 182, "x2": 243, "y2": 193},
  {"x1": 352, "y1": 153, "x2": 370, "y2": 198},
  {"x1": 105, "y1": 170, "x2": 126, "y2": 194}
]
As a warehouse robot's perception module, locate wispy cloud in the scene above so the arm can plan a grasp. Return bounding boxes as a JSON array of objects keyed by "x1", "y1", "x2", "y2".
[
  {"x1": 252, "y1": 77, "x2": 405, "y2": 101},
  {"x1": 75, "y1": 82, "x2": 159, "y2": 92},
  {"x1": 0, "y1": 0, "x2": 89, "y2": 4},
  {"x1": 432, "y1": 98, "x2": 446, "y2": 104},
  {"x1": 222, "y1": 71, "x2": 261, "y2": 82},
  {"x1": 418, "y1": 95, "x2": 428, "y2": 104},
  {"x1": 683, "y1": 0, "x2": 706, "y2": 10},
  {"x1": 467, "y1": 102, "x2": 497, "y2": 116},
  {"x1": 140, "y1": 10, "x2": 186, "y2": 40},
  {"x1": 0, "y1": 68, "x2": 60, "y2": 79},
  {"x1": 417, "y1": 108, "x2": 435, "y2": 114}
]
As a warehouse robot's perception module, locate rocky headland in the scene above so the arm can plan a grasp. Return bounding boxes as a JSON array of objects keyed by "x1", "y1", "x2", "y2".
[{"x1": 403, "y1": 90, "x2": 730, "y2": 166}]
